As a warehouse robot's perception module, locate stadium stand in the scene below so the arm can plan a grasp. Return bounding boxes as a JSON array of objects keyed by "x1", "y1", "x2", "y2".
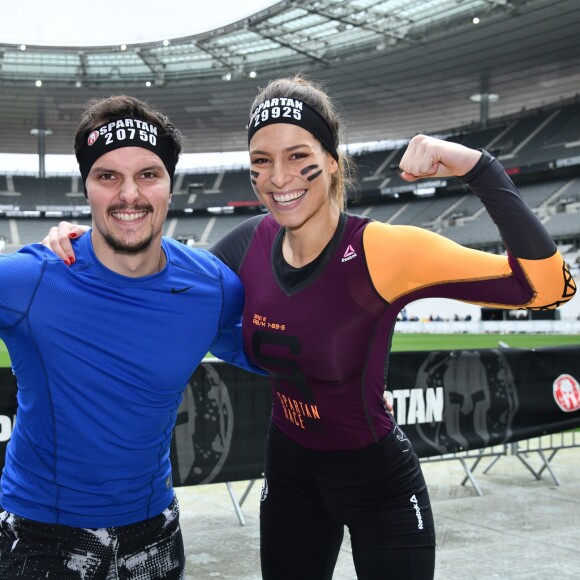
[
  {"x1": 438, "y1": 214, "x2": 503, "y2": 248},
  {"x1": 387, "y1": 195, "x2": 460, "y2": 227},
  {"x1": 447, "y1": 125, "x2": 504, "y2": 150},
  {"x1": 0, "y1": 220, "x2": 12, "y2": 243},
  {"x1": 204, "y1": 214, "x2": 254, "y2": 244},
  {"x1": 543, "y1": 212, "x2": 580, "y2": 240},
  {"x1": 180, "y1": 172, "x2": 219, "y2": 194},
  {"x1": 360, "y1": 201, "x2": 407, "y2": 223},
  {"x1": 492, "y1": 109, "x2": 555, "y2": 158},
  {"x1": 514, "y1": 102, "x2": 580, "y2": 166},
  {"x1": 170, "y1": 215, "x2": 213, "y2": 244},
  {"x1": 13, "y1": 218, "x2": 68, "y2": 246},
  {"x1": 0, "y1": 100, "x2": 578, "y2": 256}
]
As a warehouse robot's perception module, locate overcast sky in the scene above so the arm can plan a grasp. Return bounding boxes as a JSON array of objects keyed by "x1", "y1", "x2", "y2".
[
  {"x1": 0, "y1": 0, "x2": 275, "y2": 46},
  {"x1": 0, "y1": 0, "x2": 277, "y2": 172}
]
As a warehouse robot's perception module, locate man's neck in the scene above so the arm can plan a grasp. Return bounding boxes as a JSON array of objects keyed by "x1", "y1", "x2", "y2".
[{"x1": 91, "y1": 232, "x2": 166, "y2": 278}]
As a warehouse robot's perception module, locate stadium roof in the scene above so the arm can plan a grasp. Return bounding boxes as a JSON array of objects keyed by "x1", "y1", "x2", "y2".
[{"x1": 0, "y1": 0, "x2": 579, "y2": 157}]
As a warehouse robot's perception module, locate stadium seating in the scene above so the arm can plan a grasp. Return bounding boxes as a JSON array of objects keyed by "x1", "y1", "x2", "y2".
[{"x1": 0, "y1": 100, "x2": 578, "y2": 255}]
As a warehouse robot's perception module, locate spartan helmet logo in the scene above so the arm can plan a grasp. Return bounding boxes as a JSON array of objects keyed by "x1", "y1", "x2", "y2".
[
  {"x1": 415, "y1": 349, "x2": 518, "y2": 455},
  {"x1": 173, "y1": 363, "x2": 234, "y2": 485}
]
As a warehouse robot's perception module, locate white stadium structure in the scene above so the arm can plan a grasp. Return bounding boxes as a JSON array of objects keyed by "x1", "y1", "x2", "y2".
[{"x1": 0, "y1": 0, "x2": 579, "y2": 321}]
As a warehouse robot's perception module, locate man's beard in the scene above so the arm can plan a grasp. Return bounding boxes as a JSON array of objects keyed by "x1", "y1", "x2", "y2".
[
  {"x1": 102, "y1": 203, "x2": 161, "y2": 255},
  {"x1": 102, "y1": 229, "x2": 156, "y2": 255}
]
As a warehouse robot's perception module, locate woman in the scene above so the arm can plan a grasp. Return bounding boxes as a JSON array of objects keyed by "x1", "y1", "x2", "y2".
[{"x1": 44, "y1": 76, "x2": 575, "y2": 579}]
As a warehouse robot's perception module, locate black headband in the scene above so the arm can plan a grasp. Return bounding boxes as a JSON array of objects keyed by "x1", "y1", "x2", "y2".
[
  {"x1": 248, "y1": 98, "x2": 339, "y2": 161},
  {"x1": 76, "y1": 117, "x2": 177, "y2": 191}
]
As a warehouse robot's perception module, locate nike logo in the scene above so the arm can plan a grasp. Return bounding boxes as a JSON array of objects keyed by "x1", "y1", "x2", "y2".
[{"x1": 170, "y1": 285, "x2": 194, "y2": 294}]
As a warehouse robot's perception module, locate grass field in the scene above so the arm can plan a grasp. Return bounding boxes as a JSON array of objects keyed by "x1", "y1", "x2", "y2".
[
  {"x1": 0, "y1": 334, "x2": 577, "y2": 368},
  {"x1": 390, "y1": 333, "x2": 580, "y2": 351}
]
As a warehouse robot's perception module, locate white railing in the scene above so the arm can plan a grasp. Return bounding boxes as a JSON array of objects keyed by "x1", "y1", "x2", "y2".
[{"x1": 396, "y1": 320, "x2": 580, "y2": 334}]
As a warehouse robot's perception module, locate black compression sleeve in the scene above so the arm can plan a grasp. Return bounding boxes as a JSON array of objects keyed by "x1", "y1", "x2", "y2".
[
  {"x1": 209, "y1": 214, "x2": 265, "y2": 273},
  {"x1": 460, "y1": 150, "x2": 556, "y2": 260}
]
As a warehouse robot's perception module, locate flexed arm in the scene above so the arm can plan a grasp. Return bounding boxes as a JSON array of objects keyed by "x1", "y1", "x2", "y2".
[{"x1": 365, "y1": 135, "x2": 576, "y2": 310}]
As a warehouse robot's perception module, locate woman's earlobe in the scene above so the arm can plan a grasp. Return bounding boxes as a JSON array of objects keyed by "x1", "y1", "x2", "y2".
[{"x1": 329, "y1": 156, "x2": 339, "y2": 174}]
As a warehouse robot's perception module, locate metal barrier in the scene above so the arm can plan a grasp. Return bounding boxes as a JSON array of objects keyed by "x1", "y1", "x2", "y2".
[
  {"x1": 225, "y1": 479, "x2": 258, "y2": 526},
  {"x1": 511, "y1": 430, "x2": 580, "y2": 486},
  {"x1": 420, "y1": 444, "x2": 509, "y2": 496},
  {"x1": 420, "y1": 430, "x2": 580, "y2": 496}
]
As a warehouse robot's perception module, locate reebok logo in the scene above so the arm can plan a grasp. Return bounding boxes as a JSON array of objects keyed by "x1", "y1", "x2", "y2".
[
  {"x1": 171, "y1": 285, "x2": 194, "y2": 294},
  {"x1": 394, "y1": 426, "x2": 410, "y2": 452},
  {"x1": 341, "y1": 244, "x2": 357, "y2": 263},
  {"x1": 410, "y1": 495, "x2": 424, "y2": 530}
]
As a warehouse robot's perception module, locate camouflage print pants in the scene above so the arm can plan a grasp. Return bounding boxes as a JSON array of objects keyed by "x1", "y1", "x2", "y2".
[{"x1": 0, "y1": 497, "x2": 185, "y2": 579}]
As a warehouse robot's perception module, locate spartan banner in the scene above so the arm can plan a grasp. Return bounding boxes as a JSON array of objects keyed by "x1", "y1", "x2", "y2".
[
  {"x1": 1, "y1": 346, "x2": 579, "y2": 484},
  {"x1": 385, "y1": 345, "x2": 580, "y2": 457}
]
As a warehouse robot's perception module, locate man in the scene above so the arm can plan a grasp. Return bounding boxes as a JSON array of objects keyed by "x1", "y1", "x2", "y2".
[{"x1": 0, "y1": 95, "x2": 259, "y2": 579}]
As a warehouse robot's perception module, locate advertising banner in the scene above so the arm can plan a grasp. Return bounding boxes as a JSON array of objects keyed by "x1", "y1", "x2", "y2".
[
  {"x1": 385, "y1": 345, "x2": 580, "y2": 458},
  {"x1": 1, "y1": 346, "x2": 579, "y2": 485}
]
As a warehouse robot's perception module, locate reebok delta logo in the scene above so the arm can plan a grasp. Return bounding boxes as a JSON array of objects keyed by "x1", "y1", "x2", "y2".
[
  {"x1": 410, "y1": 495, "x2": 424, "y2": 530},
  {"x1": 341, "y1": 244, "x2": 357, "y2": 262}
]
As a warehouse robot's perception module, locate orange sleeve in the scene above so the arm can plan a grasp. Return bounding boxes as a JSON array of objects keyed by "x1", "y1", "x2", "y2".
[{"x1": 362, "y1": 221, "x2": 576, "y2": 309}]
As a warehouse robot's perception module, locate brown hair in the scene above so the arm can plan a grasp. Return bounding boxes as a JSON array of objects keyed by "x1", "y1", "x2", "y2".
[{"x1": 249, "y1": 75, "x2": 355, "y2": 210}]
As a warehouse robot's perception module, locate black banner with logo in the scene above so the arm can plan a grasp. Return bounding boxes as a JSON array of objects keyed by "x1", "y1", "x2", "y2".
[
  {"x1": 0, "y1": 370, "x2": 17, "y2": 475},
  {"x1": 384, "y1": 345, "x2": 580, "y2": 458},
  {"x1": 1, "y1": 346, "x2": 579, "y2": 485}
]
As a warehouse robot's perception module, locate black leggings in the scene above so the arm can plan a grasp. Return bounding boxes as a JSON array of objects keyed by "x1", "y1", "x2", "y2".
[{"x1": 260, "y1": 425, "x2": 436, "y2": 580}]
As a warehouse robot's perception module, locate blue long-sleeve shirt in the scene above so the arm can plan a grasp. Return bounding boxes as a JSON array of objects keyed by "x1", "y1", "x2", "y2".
[{"x1": 0, "y1": 233, "x2": 259, "y2": 527}]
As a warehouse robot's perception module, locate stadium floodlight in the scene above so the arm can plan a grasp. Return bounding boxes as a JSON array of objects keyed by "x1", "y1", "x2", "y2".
[{"x1": 470, "y1": 93, "x2": 499, "y2": 103}]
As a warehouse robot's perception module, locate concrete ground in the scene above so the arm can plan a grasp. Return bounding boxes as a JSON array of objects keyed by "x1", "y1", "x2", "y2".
[{"x1": 176, "y1": 445, "x2": 580, "y2": 579}]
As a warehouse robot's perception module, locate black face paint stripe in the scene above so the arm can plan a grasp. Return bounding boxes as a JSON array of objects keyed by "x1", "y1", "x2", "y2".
[
  {"x1": 251, "y1": 179, "x2": 257, "y2": 186},
  {"x1": 307, "y1": 170, "x2": 323, "y2": 182},
  {"x1": 300, "y1": 164, "x2": 319, "y2": 176},
  {"x1": 250, "y1": 170, "x2": 259, "y2": 178}
]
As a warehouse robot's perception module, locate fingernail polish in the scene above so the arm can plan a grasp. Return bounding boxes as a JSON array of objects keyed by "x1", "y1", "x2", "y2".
[
  {"x1": 69, "y1": 233, "x2": 77, "y2": 238},
  {"x1": 64, "y1": 259, "x2": 70, "y2": 266},
  {"x1": 68, "y1": 257, "x2": 75, "y2": 265}
]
